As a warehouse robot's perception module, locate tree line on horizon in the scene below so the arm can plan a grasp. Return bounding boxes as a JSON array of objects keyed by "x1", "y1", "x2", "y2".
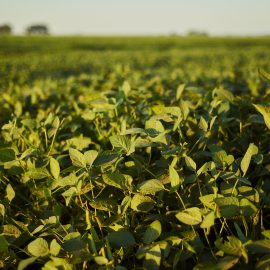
[
  {"x1": 0, "y1": 24, "x2": 49, "y2": 35},
  {"x1": 0, "y1": 23, "x2": 212, "y2": 37}
]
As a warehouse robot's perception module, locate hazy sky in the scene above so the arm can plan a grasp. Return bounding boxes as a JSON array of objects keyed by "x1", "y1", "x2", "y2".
[{"x1": 0, "y1": 0, "x2": 270, "y2": 35}]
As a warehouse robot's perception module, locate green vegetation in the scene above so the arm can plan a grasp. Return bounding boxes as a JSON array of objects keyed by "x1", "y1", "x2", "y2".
[{"x1": 1, "y1": 36, "x2": 270, "y2": 269}]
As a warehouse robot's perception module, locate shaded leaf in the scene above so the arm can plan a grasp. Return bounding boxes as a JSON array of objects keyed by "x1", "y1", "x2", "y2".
[
  {"x1": 143, "y1": 220, "x2": 162, "y2": 244},
  {"x1": 143, "y1": 245, "x2": 161, "y2": 270},
  {"x1": 131, "y1": 194, "x2": 155, "y2": 212},
  {"x1": 108, "y1": 230, "x2": 135, "y2": 247}
]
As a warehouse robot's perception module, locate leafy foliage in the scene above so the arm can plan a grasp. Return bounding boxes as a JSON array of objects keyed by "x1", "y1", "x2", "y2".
[{"x1": 0, "y1": 36, "x2": 270, "y2": 269}]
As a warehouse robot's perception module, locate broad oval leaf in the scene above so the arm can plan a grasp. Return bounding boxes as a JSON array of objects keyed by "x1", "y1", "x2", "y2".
[
  {"x1": 215, "y1": 197, "x2": 239, "y2": 218},
  {"x1": 175, "y1": 207, "x2": 202, "y2": 225},
  {"x1": 131, "y1": 194, "x2": 155, "y2": 212},
  {"x1": 0, "y1": 148, "x2": 16, "y2": 163},
  {"x1": 103, "y1": 173, "x2": 132, "y2": 189},
  {"x1": 84, "y1": 150, "x2": 98, "y2": 167},
  {"x1": 108, "y1": 230, "x2": 135, "y2": 247},
  {"x1": 26, "y1": 168, "x2": 50, "y2": 180},
  {"x1": 27, "y1": 238, "x2": 49, "y2": 257},
  {"x1": 137, "y1": 179, "x2": 164, "y2": 195},
  {"x1": 69, "y1": 148, "x2": 86, "y2": 168},
  {"x1": 109, "y1": 135, "x2": 135, "y2": 155},
  {"x1": 200, "y1": 211, "x2": 215, "y2": 229}
]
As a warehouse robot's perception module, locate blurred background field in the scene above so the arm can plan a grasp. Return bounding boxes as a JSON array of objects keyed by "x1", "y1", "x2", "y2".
[{"x1": 1, "y1": 36, "x2": 270, "y2": 93}]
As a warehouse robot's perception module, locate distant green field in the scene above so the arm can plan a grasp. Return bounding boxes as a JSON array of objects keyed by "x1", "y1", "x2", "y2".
[
  {"x1": 1, "y1": 36, "x2": 270, "y2": 269},
  {"x1": 1, "y1": 36, "x2": 270, "y2": 90}
]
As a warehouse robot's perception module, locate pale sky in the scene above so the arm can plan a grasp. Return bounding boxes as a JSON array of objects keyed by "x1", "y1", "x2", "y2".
[{"x1": 0, "y1": 0, "x2": 270, "y2": 35}]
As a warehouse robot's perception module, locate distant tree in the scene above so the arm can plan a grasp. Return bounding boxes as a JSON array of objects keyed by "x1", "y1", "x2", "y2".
[
  {"x1": 0, "y1": 24, "x2": 12, "y2": 35},
  {"x1": 187, "y1": 30, "x2": 209, "y2": 37},
  {"x1": 26, "y1": 24, "x2": 49, "y2": 35}
]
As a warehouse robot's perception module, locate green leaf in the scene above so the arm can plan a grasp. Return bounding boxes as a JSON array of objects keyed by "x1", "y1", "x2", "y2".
[
  {"x1": 67, "y1": 136, "x2": 91, "y2": 150},
  {"x1": 200, "y1": 211, "x2": 215, "y2": 229},
  {"x1": 84, "y1": 150, "x2": 98, "y2": 167},
  {"x1": 256, "y1": 254, "x2": 270, "y2": 270},
  {"x1": 131, "y1": 194, "x2": 155, "y2": 212},
  {"x1": 94, "y1": 256, "x2": 109, "y2": 265},
  {"x1": 18, "y1": 257, "x2": 38, "y2": 270},
  {"x1": 214, "y1": 87, "x2": 234, "y2": 102},
  {"x1": 247, "y1": 240, "x2": 270, "y2": 254},
  {"x1": 241, "y1": 143, "x2": 258, "y2": 176},
  {"x1": 199, "y1": 117, "x2": 208, "y2": 132},
  {"x1": 215, "y1": 197, "x2": 239, "y2": 218},
  {"x1": 145, "y1": 119, "x2": 165, "y2": 133},
  {"x1": 89, "y1": 198, "x2": 118, "y2": 213},
  {"x1": 109, "y1": 135, "x2": 135, "y2": 155},
  {"x1": 200, "y1": 194, "x2": 221, "y2": 210},
  {"x1": 50, "y1": 239, "x2": 61, "y2": 256},
  {"x1": 262, "y1": 231, "x2": 270, "y2": 240},
  {"x1": 27, "y1": 238, "x2": 49, "y2": 257},
  {"x1": 137, "y1": 179, "x2": 164, "y2": 195},
  {"x1": 122, "y1": 81, "x2": 131, "y2": 96},
  {"x1": 26, "y1": 168, "x2": 49, "y2": 180},
  {"x1": 47, "y1": 116, "x2": 60, "y2": 138},
  {"x1": 62, "y1": 187, "x2": 77, "y2": 206},
  {"x1": 175, "y1": 207, "x2": 202, "y2": 225},
  {"x1": 143, "y1": 220, "x2": 162, "y2": 244},
  {"x1": 185, "y1": 156, "x2": 197, "y2": 171},
  {"x1": 253, "y1": 104, "x2": 270, "y2": 130},
  {"x1": 5, "y1": 184, "x2": 15, "y2": 202},
  {"x1": 102, "y1": 173, "x2": 132, "y2": 189},
  {"x1": 123, "y1": 128, "x2": 146, "y2": 135},
  {"x1": 169, "y1": 165, "x2": 183, "y2": 189},
  {"x1": 239, "y1": 198, "x2": 257, "y2": 216},
  {"x1": 0, "y1": 148, "x2": 16, "y2": 163},
  {"x1": 0, "y1": 204, "x2": 5, "y2": 217},
  {"x1": 259, "y1": 68, "x2": 270, "y2": 82},
  {"x1": 0, "y1": 235, "x2": 8, "y2": 252},
  {"x1": 69, "y1": 148, "x2": 86, "y2": 168},
  {"x1": 43, "y1": 257, "x2": 72, "y2": 270},
  {"x1": 176, "y1": 83, "x2": 185, "y2": 100},
  {"x1": 108, "y1": 230, "x2": 136, "y2": 247},
  {"x1": 93, "y1": 150, "x2": 119, "y2": 166},
  {"x1": 143, "y1": 244, "x2": 161, "y2": 270},
  {"x1": 194, "y1": 256, "x2": 239, "y2": 270},
  {"x1": 62, "y1": 233, "x2": 86, "y2": 252},
  {"x1": 57, "y1": 173, "x2": 78, "y2": 187},
  {"x1": 215, "y1": 236, "x2": 243, "y2": 257},
  {"x1": 180, "y1": 99, "x2": 190, "y2": 120},
  {"x1": 50, "y1": 157, "x2": 60, "y2": 179},
  {"x1": 2, "y1": 224, "x2": 21, "y2": 239}
]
